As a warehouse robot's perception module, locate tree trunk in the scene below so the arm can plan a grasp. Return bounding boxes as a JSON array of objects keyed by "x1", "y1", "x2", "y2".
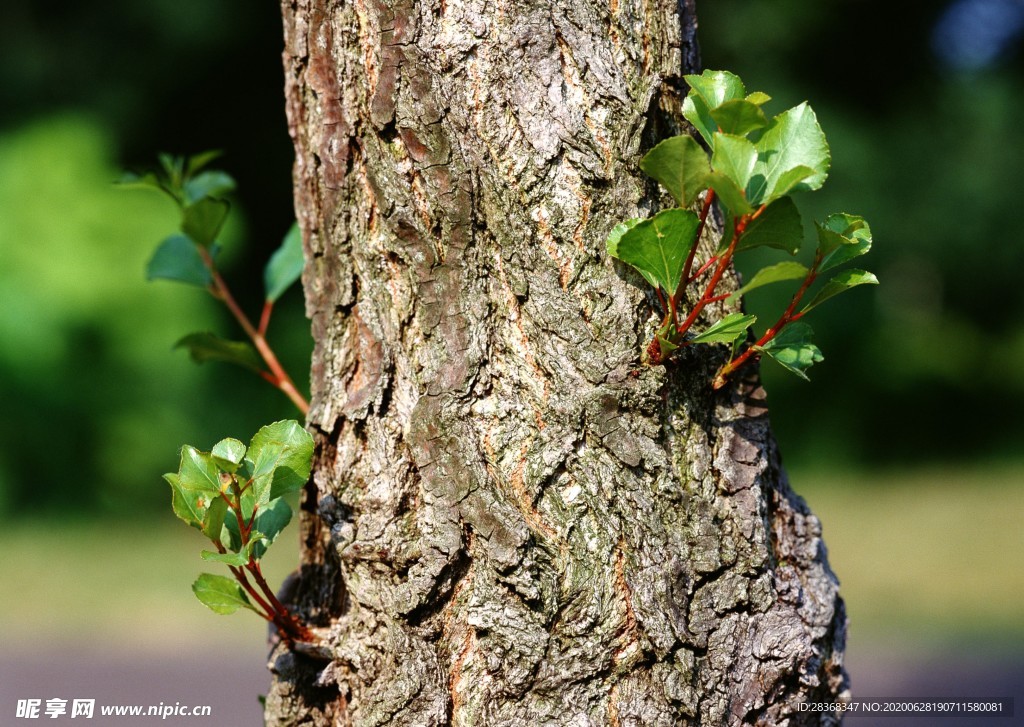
[{"x1": 268, "y1": 1, "x2": 849, "y2": 725}]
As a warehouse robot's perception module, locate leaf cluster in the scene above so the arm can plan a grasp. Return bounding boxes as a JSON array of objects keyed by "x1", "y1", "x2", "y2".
[
  {"x1": 164, "y1": 421, "x2": 313, "y2": 619},
  {"x1": 607, "y1": 70, "x2": 877, "y2": 387}
]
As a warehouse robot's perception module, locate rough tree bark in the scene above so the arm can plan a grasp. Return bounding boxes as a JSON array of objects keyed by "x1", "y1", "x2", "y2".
[{"x1": 268, "y1": 1, "x2": 849, "y2": 724}]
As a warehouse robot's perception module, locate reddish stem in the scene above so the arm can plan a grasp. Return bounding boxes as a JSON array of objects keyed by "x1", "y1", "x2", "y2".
[
  {"x1": 674, "y1": 189, "x2": 716, "y2": 313},
  {"x1": 713, "y1": 253, "x2": 822, "y2": 388},
  {"x1": 197, "y1": 247, "x2": 309, "y2": 415},
  {"x1": 675, "y1": 203, "x2": 767, "y2": 340},
  {"x1": 257, "y1": 300, "x2": 273, "y2": 338},
  {"x1": 688, "y1": 255, "x2": 719, "y2": 284}
]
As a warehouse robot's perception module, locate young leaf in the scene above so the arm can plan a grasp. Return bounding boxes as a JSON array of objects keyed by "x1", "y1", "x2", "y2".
[
  {"x1": 606, "y1": 218, "x2": 642, "y2": 258},
  {"x1": 164, "y1": 473, "x2": 202, "y2": 530},
  {"x1": 745, "y1": 91, "x2": 771, "y2": 106},
  {"x1": 251, "y1": 498, "x2": 293, "y2": 559},
  {"x1": 685, "y1": 70, "x2": 746, "y2": 109},
  {"x1": 816, "y1": 213, "x2": 873, "y2": 272},
  {"x1": 720, "y1": 196, "x2": 803, "y2": 255},
  {"x1": 200, "y1": 550, "x2": 247, "y2": 566},
  {"x1": 711, "y1": 133, "x2": 758, "y2": 192},
  {"x1": 201, "y1": 495, "x2": 229, "y2": 542},
  {"x1": 146, "y1": 235, "x2": 212, "y2": 288},
  {"x1": 758, "y1": 322, "x2": 823, "y2": 380},
  {"x1": 211, "y1": 438, "x2": 247, "y2": 473},
  {"x1": 682, "y1": 70, "x2": 747, "y2": 145},
  {"x1": 801, "y1": 269, "x2": 878, "y2": 313},
  {"x1": 690, "y1": 312, "x2": 756, "y2": 344},
  {"x1": 243, "y1": 420, "x2": 315, "y2": 504},
  {"x1": 706, "y1": 171, "x2": 753, "y2": 217},
  {"x1": 178, "y1": 446, "x2": 223, "y2": 496},
  {"x1": 639, "y1": 135, "x2": 711, "y2": 207},
  {"x1": 608, "y1": 209, "x2": 701, "y2": 294},
  {"x1": 769, "y1": 165, "x2": 817, "y2": 201},
  {"x1": 710, "y1": 99, "x2": 769, "y2": 137},
  {"x1": 166, "y1": 446, "x2": 222, "y2": 528},
  {"x1": 682, "y1": 93, "x2": 716, "y2": 146},
  {"x1": 264, "y1": 223, "x2": 305, "y2": 302},
  {"x1": 183, "y1": 171, "x2": 236, "y2": 205},
  {"x1": 116, "y1": 171, "x2": 174, "y2": 200},
  {"x1": 747, "y1": 102, "x2": 831, "y2": 205},
  {"x1": 159, "y1": 153, "x2": 185, "y2": 191},
  {"x1": 657, "y1": 335, "x2": 679, "y2": 358},
  {"x1": 175, "y1": 332, "x2": 264, "y2": 373},
  {"x1": 181, "y1": 198, "x2": 230, "y2": 248},
  {"x1": 186, "y1": 150, "x2": 223, "y2": 177},
  {"x1": 728, "y1": 261, "x2": 810, "y2": 302},
  {"x1": 192, "y1": 573, "x2": 257, "y2": 615}
]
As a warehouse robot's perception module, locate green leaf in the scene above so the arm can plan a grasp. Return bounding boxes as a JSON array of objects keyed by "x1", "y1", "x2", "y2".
[
  {"x1": 711, "y1": 133, "x2": 758, "y2": 192},
  {"x1": 685, "y1": 70, "x2": 746, "y2": 109},
  {"x1": 707, "y1": 171, "x2": 753, "y2": 216},
  {"x1": 252, "y1": 498, "x2": 293, "y2": 559},
  {"x1": 164, "y1": 473, "x2": 202, "y2": 530},
  {"x1": 183, "y1": 171, "x2": 236, "y2": 205},
  {"x1": 682, "y1": 93, "x2": 716, "y2": 146},
  {"x1": 181, "y1": 198, "x2": 230, "y2": 248},
  {"x1": 682, "y1": 70, "x2": 746, "y2": 145},
  {"x1": 116, "y1": 170, "x2": 174, "y2": 200},
  {"x1": 175, "y1": 332, "x2": 264, "y2": 373},
  {"x1": 657, "y1": 335, "x2": 679, "y2": 358},
  {"x1": 729, "y1": 261, "x2": 810, "y2": 302},
  {"x1": 211, "y1": 438, "x2": 247, "y2": 473},
  {"x1": 801, "y1": 269, "x2": 878, "y2": 313},
  {"x1": 710, "y1": 99, "x2": 769, "y2": 137},
  {"x1": 639, "y1": 135, "x2": 711, "y2": 207},
  {"x1": 606, "y1": 218, "x2": 642, "y2": 259},
  {"x1": 146, "y1": 234, "x2": 212, "y2": 288},
  {"x1": 200, "y1": 548, "x2": 251, "y2": 566},
  {"x1": 243, "y1": 420, "x2": 315, "y2": 504},
  {"x1": 264, "y1": 223, "x2": 305, "y2": 302},
  {"x1": 201, "y1": 496, "x2": 229, "y2": 541},
  {"x1": 690, "y1": 312, "x2": 756, "y2": 344},
  {"x1": 816, "y1": 213, "x2": 873, "y2": 272},
  {"x1": 198, "y1": 536, "x2": 264, "y2": 569},
  {"x1": 186, "y1": 150, "x2": 223, "y2": 177},
  {"x1": 758, "y1": 322, "x2": 823, "y2": 380},
  {"x1": 608, "y1": 209, "x2": 701, "y2": 293},
  {"x1": 747, "y1": 103, "x2": 831, "y2": 205},
  {"x1": 178, "y1": 445, "x2": 223, "y2": 495},
  {"x1": 721, "y1": 196, "x2": 803, "y2": 254},
  {"x1": 167, "y1": 446, "x2": 222, "y2": 529},
  {"x1": 159, "y1": 153, "x2": 185, "y2": 190},
  {"x1": 768, "y1": 165, "x2": 817, "y2": 201},
  {"x1": 191, "y1": 573, "x2": 257, "y2": 615},
  {"x1": 745, "y1": 91, "x2": 771, "y2": 106}
]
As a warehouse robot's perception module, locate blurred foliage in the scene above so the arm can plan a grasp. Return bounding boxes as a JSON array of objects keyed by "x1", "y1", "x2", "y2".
[
  {"x1": 0, "y1": 0, "x2": 1022, "y2": 520},
  {"x1": 0, "y1": 116, "x2": 309, "y2": 516}
]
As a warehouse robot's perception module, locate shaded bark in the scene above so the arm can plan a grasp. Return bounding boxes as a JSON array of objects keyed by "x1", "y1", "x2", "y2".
[{"x1": 267, "y1": 0, "x2": 849, "y2": 724}]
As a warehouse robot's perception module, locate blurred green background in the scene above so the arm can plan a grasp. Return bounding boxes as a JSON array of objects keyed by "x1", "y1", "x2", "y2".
[{"x1": 0, "y1": 0, "x2": 1021, "y2": 700}]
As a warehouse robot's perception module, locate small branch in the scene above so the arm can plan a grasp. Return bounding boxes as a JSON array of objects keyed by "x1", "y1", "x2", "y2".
[
  {"x1": 676, "y1": 203, "x2": 766, "y2": 340},
  {"x1": 687, "y1": 255, "x2": 719, "y2": 284},
  {"x1": 714, "y1": 253, "x2": 822, "y2": 388},
  {"x1": 257, "y1": 300, "x2": 273, "y2": 338},
  {"x1": 674, "y1": 189, "x2": 716, "y2": 312},
  {"x1": 247, "y1": 560, "x2": 314, "y2": 642},
  {"x1": 197, "y1": 247, "x2": 310, "y2": 415}
]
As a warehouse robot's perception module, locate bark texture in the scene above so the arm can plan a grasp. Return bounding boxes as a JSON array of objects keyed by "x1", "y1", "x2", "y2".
[{"x1": 269, "y1": 1, "x2": 849, "y2": 724}]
